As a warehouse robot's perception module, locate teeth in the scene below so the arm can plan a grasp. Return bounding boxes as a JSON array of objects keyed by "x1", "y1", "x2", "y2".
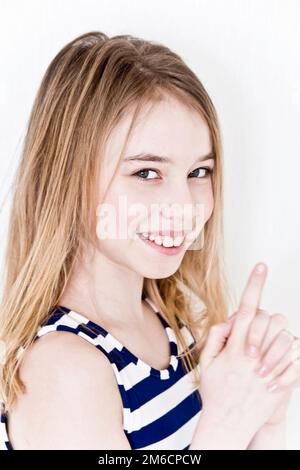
[
  {"x1": 173, "y1": 236, "x2": 184, "y2": 247},
  {"x1": 140, "y1": 233, "x2": 184, "y2": 247},
  {"x1": 162, "y1": 236, "x2": 174, "y2": 247},
  {"x1": 154, "y1": 236, "x2": 162, "y2": 246}
]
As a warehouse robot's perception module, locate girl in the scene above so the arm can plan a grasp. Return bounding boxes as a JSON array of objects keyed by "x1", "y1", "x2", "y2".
[{"x1": 0, "y1": 31, "x2": 299, "y2": 450}]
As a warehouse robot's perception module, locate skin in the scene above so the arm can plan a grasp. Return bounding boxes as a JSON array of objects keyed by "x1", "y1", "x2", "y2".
[
  {"x1": 189, "y1": 263, "x2": 300, "y2": 449},
  {"x1": 229, "y1": 264, "x2": 299, "y2": 446},
  {"x1": 228, "y1": 265, "x2": 300, "y2": 401},
  {"x1": 58, "y1": 92, "x2": 299, "y2": 446},
  {"x1": 59, "y1": 93, "x2": 214, "y2": 331}
]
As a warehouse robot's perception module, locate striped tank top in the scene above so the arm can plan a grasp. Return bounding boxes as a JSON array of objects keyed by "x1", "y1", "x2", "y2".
[{"x1": 0, "y1": 296, "x2": 202, "y2": 450}]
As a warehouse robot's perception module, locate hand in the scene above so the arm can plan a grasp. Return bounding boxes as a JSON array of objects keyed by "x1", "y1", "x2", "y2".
[
  {"x1": 228, "y1": 302, "x2": 300, "y2": 424},
  {"x1": 226, "y1": 326, "x2": 293, "y2": 426},
  {"x1": 248, "y1": 315, "x2": 300, "y2": 392},
  {"x1": 197, "y1": 263, "x2": 292, "y2": 447}
]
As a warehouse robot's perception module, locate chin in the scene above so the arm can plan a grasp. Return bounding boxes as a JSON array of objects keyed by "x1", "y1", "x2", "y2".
[{"x1": 139, "y1": 261, "x2": 182, "y2": 280}]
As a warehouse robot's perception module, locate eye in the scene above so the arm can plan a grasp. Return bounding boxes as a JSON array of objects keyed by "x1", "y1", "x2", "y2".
[
  {"x1": 132, "y1": 168, "x2": 160, "y2": 180},
  {"x1": 131, "y1": 166, "x2": 214, "y2": 182},
  {"x1": 189, "y1": 167, "x2": 213, "y2": 179}
]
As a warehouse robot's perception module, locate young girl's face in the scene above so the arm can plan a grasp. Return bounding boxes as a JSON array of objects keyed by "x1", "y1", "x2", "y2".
[{"x1": 96, "y1": 94, "x2": 215, "y2": 279}]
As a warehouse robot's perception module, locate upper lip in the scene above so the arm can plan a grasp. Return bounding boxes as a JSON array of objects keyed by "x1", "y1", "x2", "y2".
[{"x1": 138, "y1": 230, "x2": 186, "y2": 238}]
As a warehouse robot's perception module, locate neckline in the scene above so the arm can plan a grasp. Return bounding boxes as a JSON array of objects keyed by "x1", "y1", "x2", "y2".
[{"x1": 52, "y1": 296, "x2": 179, "y2": 380}]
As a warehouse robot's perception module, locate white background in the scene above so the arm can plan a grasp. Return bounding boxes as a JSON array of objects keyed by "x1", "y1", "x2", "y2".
[{"x1": 0, "y1": 0, "x2": 299, "y2": 449}]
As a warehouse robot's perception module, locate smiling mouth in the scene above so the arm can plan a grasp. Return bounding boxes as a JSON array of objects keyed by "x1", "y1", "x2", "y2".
[{"x1": 136, "y1": 232, "x2": 186, "y2": 256}]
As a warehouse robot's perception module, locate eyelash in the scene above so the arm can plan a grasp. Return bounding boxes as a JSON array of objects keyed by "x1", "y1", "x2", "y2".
[{"x1": 132, "y1": 167, "x2": 214, "y2": 181}]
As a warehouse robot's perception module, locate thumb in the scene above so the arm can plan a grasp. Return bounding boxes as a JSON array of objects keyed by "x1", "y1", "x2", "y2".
[{"x1": 200, "y1": 321, "x2": 233, "y2": 368}]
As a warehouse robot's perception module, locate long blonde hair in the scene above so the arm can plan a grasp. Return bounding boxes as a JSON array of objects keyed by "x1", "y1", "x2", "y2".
[{"x1": 0, "y1": 31, "x2": 233, "y2": 412}]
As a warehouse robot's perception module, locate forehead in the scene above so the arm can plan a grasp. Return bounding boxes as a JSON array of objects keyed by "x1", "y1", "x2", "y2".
[{"x1": 100, "y1": 94, "x2": 212, "y2": 185}]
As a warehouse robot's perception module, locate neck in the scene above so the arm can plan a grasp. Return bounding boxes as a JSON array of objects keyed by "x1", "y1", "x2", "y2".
[{"x1": 58, "y1": 245, "x2": 146, "y2": 327}]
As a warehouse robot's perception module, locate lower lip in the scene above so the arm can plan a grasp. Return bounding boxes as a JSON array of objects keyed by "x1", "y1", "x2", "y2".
[{"x1": 137, "y1": 234, "x2": 185, "y2": 256}]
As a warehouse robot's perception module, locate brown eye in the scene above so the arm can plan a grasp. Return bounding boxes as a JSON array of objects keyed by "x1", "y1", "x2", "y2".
[
  {"x1": 189, "y1": 167, "x2": 213, "y2": 178},
  {"x1": 132, "y1": 169, "x2": 160, "y2": 180}
]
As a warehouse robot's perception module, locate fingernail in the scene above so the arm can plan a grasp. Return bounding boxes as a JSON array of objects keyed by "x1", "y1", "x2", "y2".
[
  {"x1": 255, "y1": 263, "x2": 266, "y2": 273},
  {"x1": 267, "y1": 382, "x2": 278, "y2": 393},
  {"x1": 246, "y1": 345, "x2": 259, "y2": 357},
  {"x1": 256, "y1": 364, "x2": 269, "y2": 376}
]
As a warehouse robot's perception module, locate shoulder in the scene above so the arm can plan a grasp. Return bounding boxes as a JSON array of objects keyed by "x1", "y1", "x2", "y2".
[
  {"x1": 20, "y1": 329, "x2": 118, "y2": 386},
  {"x1": 10, "y1": 331, "x2": 129, "y2": 449}
]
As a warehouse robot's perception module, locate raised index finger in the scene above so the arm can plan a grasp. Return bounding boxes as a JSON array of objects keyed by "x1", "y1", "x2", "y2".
[{"x1": 226, "y1": 262, "x2": 268, "y2": 350}]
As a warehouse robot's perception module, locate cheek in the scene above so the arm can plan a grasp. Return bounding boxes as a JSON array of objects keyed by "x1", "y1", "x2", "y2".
[
  {"x1": 96, "y1": 190, "x2": 144, "y2": 244},
  {"x1": 193, "y1": 185, "x2": 214, "y2": 224},
  {"x1": 204, "y1": 190, "x2": 214, "y2": 221},
  {"x1": 94, "y1": 202, "x2": 143, "y2": 270}
]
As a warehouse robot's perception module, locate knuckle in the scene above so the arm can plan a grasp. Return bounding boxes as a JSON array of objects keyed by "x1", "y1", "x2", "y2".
[
  {"x1": 284, "y1": 368, "x2": 300, "y2": 386},
  {"x1": 271, "y1": 313, "x2": 288, "y2": 328},
  {"x1": 248, "y1": 334, "x2": 261, "y2": 346},
  {"x1": 209, "y1": 323, "x2": 225, "y2": 333},
  {"x1": 256, "y1": 310, "x2": 269, "y2": 322},
  {"x1": 250, "y1": 313, "x2": 269, "y2": 331},
  {"x1": 257, "y1": 308, "x2": 268, "y2": 316},
  {"x1": 247, "y1": 312, "x2": 269, "y2": 342},
  {"x1": 238, "y1": 306, "x2": 252, "y2": 317},
  {"x1": 280, "y1": 329, "x2": 294, "y2": 342}
]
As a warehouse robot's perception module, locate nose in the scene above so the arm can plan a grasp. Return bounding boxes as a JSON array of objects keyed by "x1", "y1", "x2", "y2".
[{"x1": 157, "y1": 185, "x2": 196, "y2": 234}]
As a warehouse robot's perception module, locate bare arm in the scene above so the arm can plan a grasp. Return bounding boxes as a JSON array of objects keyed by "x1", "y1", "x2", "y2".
[
  {"x1": 188, "y1": 409, "x2": 252, "y2": 450},
  {"x1": 189, "y1": 412, "x2": 287, "y2": 450},
  {"x1": 246, "y1": 421, "x2": 287, "y2": 450},
  {"x1": 13, "y1": 331, "x2": 132, "y2": 449}
]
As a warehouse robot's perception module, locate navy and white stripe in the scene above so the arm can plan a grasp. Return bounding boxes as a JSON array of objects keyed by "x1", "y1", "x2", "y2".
[{"x1": 0, "y1": 296, "x2": 202, "y2": 450}]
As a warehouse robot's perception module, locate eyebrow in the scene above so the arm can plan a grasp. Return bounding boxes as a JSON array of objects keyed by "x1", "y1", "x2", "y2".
[{"x1": 123, "y1": 151, "x2": 216, "y2": 164}]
